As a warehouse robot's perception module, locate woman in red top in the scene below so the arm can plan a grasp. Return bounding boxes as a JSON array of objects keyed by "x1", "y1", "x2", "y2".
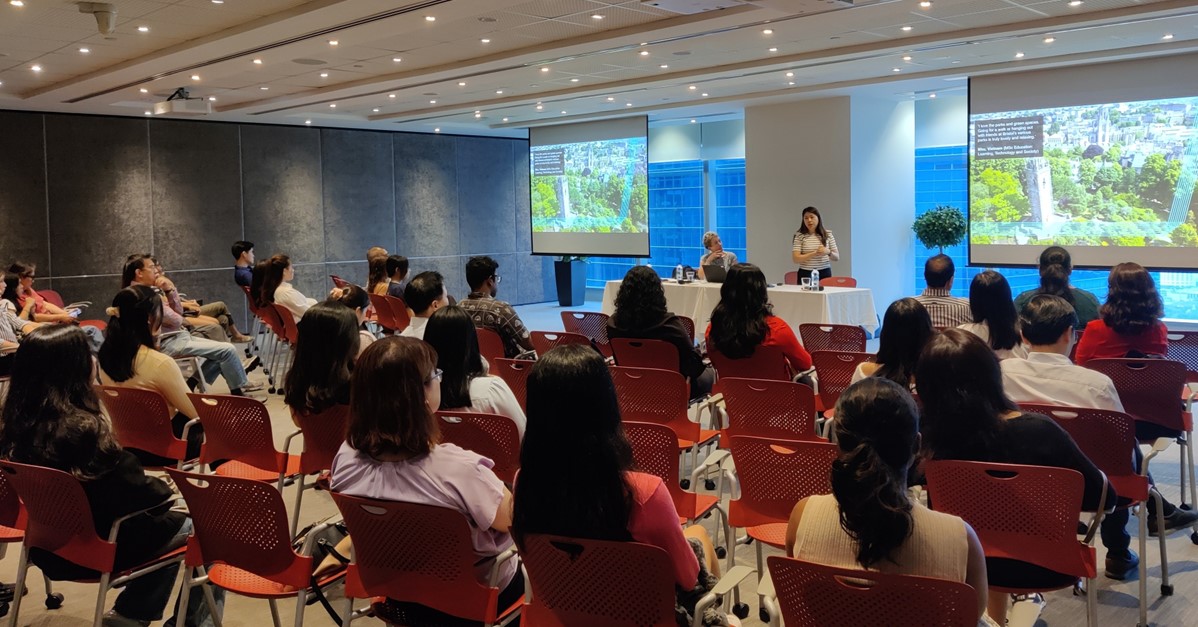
[
  {"x1": 1074, "y1": 262, "x2": 1168, "y2": 365},
  {"x1": 705, "y1": 263, "x2": 811, "y2": 372}
]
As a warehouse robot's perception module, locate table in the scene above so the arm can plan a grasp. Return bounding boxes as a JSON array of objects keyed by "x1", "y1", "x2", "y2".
[{"x1": 600, "y1": 280, "x2": 878, "y2": 340}]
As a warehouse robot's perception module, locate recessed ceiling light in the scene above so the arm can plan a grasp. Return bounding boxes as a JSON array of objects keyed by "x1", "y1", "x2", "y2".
[
  {"x1": 138, "y1": 25, "x2": 150, "y2": 32},
  {"x1": 1163, "y1": 33, "x2": 1174, "y2": 40},
  {"x1": 626, "y1": 102, "x2": 633, "y2": 107},
  {"x1": 1014, "y1": 52, "x2": 1025, "y2": 58},
  {"x1": 541, "y1": 67, "x2": 550, "y2": 72},
  {"x1": 785, "y1": 71, "x2": 794, "y2": 77},
  {"x1": 606, "y1": 96, "x2": 615, "y2": 101},
  {"x1": 930, "y1": 93, "x2": 937, "y2": 98},
  {"x1": 701, "y1": 92, "x2": 708, "y2": 97},
  {"x1": 1068, "y1": 0, "x2": 1082, "y2": 6},
  {"x1": 659, "y1": 64, "x2": 668, "y2": 69},
  {"x1": 495, "y1": 90, "x2": 503, "y2": 94},
  {"x1": 762, "y1": 29, "x2": 773, "y2": 35},
  {"x1": 688, "y1": 85, "x2": 696, "y2": 90},
  {"x1": 144, "y1": 111, "x2": 152, "y2": 116},
  {"x1": 919, "y1": 1, "x2": 932, "y2": 7},
  {"x1": 768, "y1": 47, "x2": 778, "y2": 53},
  {"x1": 902, "y1": 55, "x2": 912, "y2": 61},
  {"x1": 1043, "y1": 37, "x2": 1055, "y2": 43},
  {"x1": 208, "y1": 96, "x2": 216, "y2": 101},
  {"x1": 79, "y1": 47, "x2": 90, "y2": 54},
  {"x1": 260, "y1": 86, "x2": 269, "y2": 90},
  {"x1": 329, "y1": 103, "x2": 336, "y2": 108},
  {"x1": 502, "y1": 117, "x2": 509, "y2": 122},
  {"x1": 320, "y1": 72, "x2": 329, "y2": 78},
  {"x1": 328, "y1": 40, "x2": 338, "y2": 46},
  {"x1": 425, "y1": 16, "x2": 436, "y2": 21},
  {"x1": 10, "y1": 0, "x2": 25, "y2": 6},
  {"x1": 892, "y1": 67, "x2": 901, "y2": 72},
  {"x1": 639, "y1": 50, "x2": 650, "y2": 56},
  {"x1": 480, "y1": 38, "x2": 491, "y2": 43},
  {"x1": 901, "y1": 26, "x2": 912, "y2": 32},
  {"x1": 212, "y1": 0, "x2": 224, "y2": 3},
  {"x1": 570, "y1": 78, "x2": 579, "y2": 82},
  {"x1": 788, "y1": 81, "x2": 795, "y2": 85},
  {"x1": 253, "y1": 58, "x2": 263, "y2": 64},
  {"x1": 561, "y1": 110, "x2": 567, "y2": 114},
  {"x1": 139, "y1": 88, "x2": 148, "y2": 93},
  {"x1": 690, "y1": 119, "x2": 696, "y2": 124},
  {"x1": 536, "y1": 104, "x2": 543, "y2": 110},
  {"x1": 458, "y1": 81, "x2": 466, "y2": 86},
  {"x1": 191, "y1": 74, "x2": 200, "y2": 80},
  {"x1": 474, "y1": 112, "x2": 482, "y2": 118},
  {"x1": 372, "y1": 108, "x2": 379, "y2": 112},
  {"x1": 389, "y1": 93, "x2": 396, "y2": 98},
  {"x1": 305, "y1": 120, "x2": 311, "y2": 125},
  {"x1": 591, "y1": 14, "x2": 604, "y2": 20},
  {"x1": 434, "y1": 128, "x2": 440, "y2": 132},
  {"x1": 429, "y1": 99, "x2": 436, "y2": 104}
]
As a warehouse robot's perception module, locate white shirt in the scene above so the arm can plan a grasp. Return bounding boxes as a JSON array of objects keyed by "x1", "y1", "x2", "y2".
[
  {"x1": 1001, "y1": 351, "x2": 1123, "y2": 412},
  {"x1": 957, "y1": 321, "x2": 1029, "y2": 361},
  {"x1": 357, "y1": 329, "x2": 376, "y2": 358},
  {"x1": 401, "y1": 316, "x2": 429, "y2": 340},
  {"x1": 273, "y1": 281, "x2": 317, "y2": 321},
  {"x1": 453, "y1": 375, "x2": 527, "y2": 440}
]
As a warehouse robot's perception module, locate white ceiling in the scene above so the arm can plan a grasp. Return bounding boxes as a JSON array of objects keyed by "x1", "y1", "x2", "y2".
[{"x1": 1, "y1": 0, "x2": 1196, "y2": 137}]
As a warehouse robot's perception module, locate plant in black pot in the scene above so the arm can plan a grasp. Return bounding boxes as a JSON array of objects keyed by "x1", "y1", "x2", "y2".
[{"x1": 554, "y1": 255, "x2": 587, "y2": 307}]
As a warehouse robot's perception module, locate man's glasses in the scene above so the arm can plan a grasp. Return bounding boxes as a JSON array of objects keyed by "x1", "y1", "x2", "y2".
[
  {"x1": 492, "y1": 275, "x2": 502, "y2": 284},
  {"x1": 425, "y1": 368, "x2": 444, "y2": 384}
]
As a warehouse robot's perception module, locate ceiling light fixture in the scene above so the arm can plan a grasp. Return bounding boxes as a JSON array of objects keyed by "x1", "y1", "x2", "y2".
[
  {"x1": 458, "y1": 81, "x2": 466, "y2": 86},
  {"x1": 208, "y1": 97, "x2": 216, "y2": 101},
  {"x1": 688, "y1": 85, "x2": 696, "y2": 90},
  {"x1": 1044, "y1": 36, "x2": 1055, "y2": 43},
  {"x1": 606, "y1": 96, "x2": 615, "y2": 101},
  {"x1": 305, "y1": 120, "x2": 312, "y2": 125},
  {"x1": 10, "y1": 0, "x2": 25, "y2": 6},
  {"x1": 212, "y1": 0, "x2": 224, "y2": 3},
  {"x1": 434, "y1": 127, "x2": 440, "y2": 132},
  {"x1": 536, "y1": 104, "x2": 543, "y2": 110},
  {"x1": 389, "y1": 94, "x2": 396, "y2": 98},
  {"x1": 1015, "y1": 51, "x2": 1025, "y2": 58},
  {"x1": 496, "y1": 89, "x2": 503, "y2": 94},
  {"x1": 372, "y1": 108, "x2": 379, "y2": 112},
  {"x1": 139, "y1": 88, "x2": 148, "y2": 93},
  {"x1": 901, "y1": 26, "x2": 912, "y2": 32},
  {"x1": 920, "y1": 1, "x2": 932, "y2": 7},
  {"x1": 591, "y1": 14, "x2": 604, "y2": 20},
  {"x1": 328, "y1": 40, "x2": 338, "y2": 46},
  {"x1": 762, "y1": 29, "x2": 773, "y2": 35},
  {"x1": 191, "y1": 74, "x2": 200, "y2": 81},
  {"x1": 639, "y1": 50, "x2": 649, "y2": 56},
  {"x1": 425, "y1": 16, "x2": 436, "y2": 21},
  {"x1": 1068, "y1": 0, "x2": 1082, "y2": 6},
  {"x1": 30, "y1": 64, "x2": 41, "y2": 72},
  {"x1": 690, "y1": 119, "x2": 696, "y2": 124},
  {"x1": 253, "y1": 58, "x2": 263, "y2": 64},
  {"x1": 541, "y1": 67, "x2": 549, "y2": 72},
  {"x1": 892, "y1": 67, "x2": 901, "y2": 72},
  {"x1": 570, "y1": 78, "x2": 579, "y2": 82},
  {"x1": 1163, "y1": 33, "x2": 1174, "y2": 40},
  {"x1": 902, "y1": 55, "x2": 912, "y2": 61},
  {"x1": 561, "y1": 110, "x2": 567, "y2": 114},
  {"x1": 626, "y1": 103, "x2": 633, "y2": 107},
  {"x1": 480, "y1": 38, "x2": 490, "y2": 43},
  {"x1": 260, "y1": 86, "x2": 269, "y2": 90},
  {"x1": 329, "y1": 103, "x2": 336, "y2": 108},
  {"x1": 144, "y1": 111, "x2": 152, "y2": 116},
  {"x1": 320, "y1": 72, "x2": 329, "y2": 78},
  {"x1": 79, "y1": 47, "x2": 90, "y2": 53},
  {"x1": 785, "y1": 71, "x2": 794, "y2": 77},
  {"x1": 769, "y1": 47, "x2": 778, "y2": 52},
  {"x1": 788, "y1": 81, "x2": 795, "y2": 85},
  {"x1": 475, "y1": 112, "x2": 482, "y2": 118},
  {"x1": 930, "y1": 93, "x2": 937, "y2": 98},
  {"x1": 429, "y1": 99, "x2": 436, "y2": 104},
  {"x1": 138, "y1": 25, "x2": 150, "y2": 32},
  {"x1": 659, "y1": 64, "x2": 668, "y2": 69},
  {"x1": 503, "y1": 117, "x2": 509, "y2": 122},
  {"x1": 701, "y1": 92, "x2": 708, "y2": 97}
]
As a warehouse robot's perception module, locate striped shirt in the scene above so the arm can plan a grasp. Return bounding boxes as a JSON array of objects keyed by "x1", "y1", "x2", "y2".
[
  {"x1": 916, "y1": 288, "x2": 972, "y2": 328},
  {"x1": 792, "y1": 232, "x2": 839, "y2": 271}
]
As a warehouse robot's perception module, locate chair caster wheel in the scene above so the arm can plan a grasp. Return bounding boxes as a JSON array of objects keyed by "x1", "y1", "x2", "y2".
[
  {"x1": 268, "y1": 386, "x2": 276, "y2": 394},
  {"x1": 758, "y1": 607, "x2": 770, "y2": 623},
  {"x1": 45, "y1": 592, "x2": 64, "y2": 609},
  {"x1": 705, "y1": 479, "x2": 717, "y2": 490},
  {"x1": 715, "y1": 546, "x2": 727, "y2": 559},
  {"x1": 732, "y1": 603, "x2": 749, "y2": 620},
  {"x1": 1190, "y1": 531, "x2": 1198, "y2": 545},
  {"x1": 276, "y1": 388, "x2": 285, "y2": 395},
  {"x1": 680, "y1": 479, "x2": 691, "y2": 490},
  {"x1": 1162, "y1": 584, "x2": 1174, "y2": 596},
  {"x1": 0, "y1": 601, "x2": 9, "y2": 618}
]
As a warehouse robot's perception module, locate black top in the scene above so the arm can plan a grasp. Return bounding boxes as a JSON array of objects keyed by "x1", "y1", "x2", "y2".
[
  {"x1": 608, "y1": 313, "x2": 706, "y2": 381},
  {"x1": 233, "y1": 265, "x2": 252, "y2": 288}
]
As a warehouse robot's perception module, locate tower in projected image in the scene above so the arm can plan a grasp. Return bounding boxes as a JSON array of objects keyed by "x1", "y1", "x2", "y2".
[{"x1": 1025, "y1": 157, "x2": 1056, "y2": 225}]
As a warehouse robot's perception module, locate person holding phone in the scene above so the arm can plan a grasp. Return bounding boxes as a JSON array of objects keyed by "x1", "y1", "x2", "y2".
[{"x1": 791, "y1": 206, "x2": 839, "y2": 281}]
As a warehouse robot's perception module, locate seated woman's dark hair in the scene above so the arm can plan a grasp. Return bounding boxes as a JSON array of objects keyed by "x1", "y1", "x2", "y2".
[
  {"x1": 258, "y1": 254, "x2": 290, "y2": 307},
  {"x1": 347, "y1": 336, "x2": 440, "y2": 460},
  {"x1": 915, "y1": 329, "x2": 1015, "y2": 461},
  {"x1": 708, "y1": 263, "x2": 771, "y2": 359},
  {"x1": 284, "y1": 302, "x2": 359, "y2": 415},
  {"x1": 831, "y1": 377, "x2": 920, "y2": 567},
  {"x1": 1035, "y1": 246, "x2": 1075, "y2": 306},
  {"x1": 386, "y1": 255, "x2": 409, "y2": 281},
  {"x1": 0, "y1": 325, "x2": 121, "y2": 480},
  {"x1": 873, "y1": 298, "x2": 933, "y2": 386},
  {"x1": 335, "y1": 284, "x2": 370, "y2": 313},
  {"x1": 422, "y1": 305, "x2": 485, "y2": 410},
  {"x1": 250, "y1": 259, "x2": 269, "y2": 308},
  {"x1": 1100, "y1": 262, "x2": 1163, "y2": 335},
  {"x1": 968, "y1": 270, "x2": 1021, "y2": 351},
  {"x1": 610, "y1": 266, "x2": 668, "y2": 331},
  {"x1": 367, "y1": 255, "x2": 388, "y2": 294},
  {"x1": 1, "y1": 272, "x2": 20, "y2": 311},
  {"x1": 97, "y1": 285, "x2": 163, "y2": 383},
  {"x1": 512, "y1": 344, "x2": 634, "y2": 547}
]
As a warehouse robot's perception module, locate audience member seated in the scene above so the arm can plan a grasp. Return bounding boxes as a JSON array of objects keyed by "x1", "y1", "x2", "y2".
[
  {"x1": 258, "y1": 253, "x2": 317, "y2": 320},
  {"x1": 1013, "y1": 246, "x2": 1099, "y2": 330},
  {"x1": 785, "y1": 377, "x2": 993, "y2": 627},
  {"x1": 231, "y1": 240, "x2": 255, "y2": 288},
  {"x1": 1002, "y1": 295, "x2": 1198, "y2": 567},
  {"x1": 697, "y1": 231, "x2": 737, "y2": 280},
  {"x1": 512, "y1": 345, "x2": 725, "y2": 625},
  {"x1": 959, "y1": 270, "x2": 1028, "y2": 360},
  {"x1": 367, "y1": 253, "x2": 389, "y2": 296},
  {"x1": 459, "y1": 256, "x2": 533, "y2": 358},
  {"x1": 333, "y1": 284, "x2": 376, "y2": 357},
  {"x1": 706, "y1": 263, "x2": 811, "y2": 374},
  {"x1": 330, "y1": 337, "x2": 521, "y2": 626},
  {"x1": 914, "y1": 254, "x2": 971, "y2": 328},
  {"x1": 124, "y1": 255, "x2": 258, "y2": 395},
  {"x1": 423, "y1": 306, "x2": 526, "y2": 439},
  {"x1": 401, "y1": 271, "x2": 449, "y2": 340},
  {"x1": 1074, "y1": 262, "x2": 1167, "y2": 366},
  {"x1": 283, "y1": 302, "x2": 357, "y2": 426},
  {"x1": 608, "y1": 265, "x2": 713, "y2": 397},
  {"x1": 160, "y1": 257, "x2": 251, "y2": 343},
  {"x1": 916, "y1": 329, "x2": 1115, "y2": 625},
  {"x1": 2, "y1": 272, "x2": 37, "y2": 319},
  {"x1": 0, "y1": 305, "x2": 39, "y2": 377},
  {"x1": 5, "y1": 262, "x2": 78, "y2": 323},
  {"x1": 851, "y1": 297, "x2": 933, "y2": 387},
  {"x1": 386, "y1": 255, "x2": 410, "y2": 298},
  {"x1": 0, "y1": 324, "x2": 223, "y2": 627},
  {"x1": 3, "y1": 270, "x2": 103, "y2": 353},
  {"x1": 150, "y1": 257, "x2": 238, "y2": 343}
]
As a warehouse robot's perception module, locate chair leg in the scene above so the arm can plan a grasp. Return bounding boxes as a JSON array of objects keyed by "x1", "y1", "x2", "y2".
[
  {"x1": 291, "y1": 481, "x2": 307, "y2": 537},
  {"x1": 1188, "y1": 435, "x2": 1198, "y2": 515},
  {"x1": 268, "y1": 598, "x2": 282, "y2": 627},
  {"x1": 1138, "y1": 503, "x2": 1149, "y2": 627},
  {"x1": 177, "y1": 568, "x2": 194, "y2": 627},
  {"x1": 1085, "y1": 576, "x2": 1097, "y2": 627},
  {"x1": 293, "y1": 590, "x2": 307, "y2": 627},
  {"x1": 201, "y1": 577, "x2": 223, "y2": 627},
  {"x1": 1153, "y1": 490, "x2": 1171, "y2": 594},
  {"x1": 8, "y1": 545, "x2": 30, "y2": 627},
  {"x1": 341, "y1": 595, "x2": 355, "y2": 626},
  {"x1": 755, "y1": 539, "x2": 765, "y2": 610},
  {"x1": 92, "y1": 572, "x2": 111, "y2": 627}
]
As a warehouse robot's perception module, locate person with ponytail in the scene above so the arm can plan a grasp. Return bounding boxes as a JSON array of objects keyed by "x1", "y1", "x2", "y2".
[
  {"x1": 785, "y1": 377, "x2": 992, "y2": 626},
  {"x1": 1013, "y1": 246, "x2": 1099, "y2": 329},
  {"x1": 258, "y1": 254, "x2": 317, "y2": 320}
]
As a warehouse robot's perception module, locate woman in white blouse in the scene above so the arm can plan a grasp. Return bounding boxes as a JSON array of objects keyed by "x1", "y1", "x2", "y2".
[
  {"x1": 791, "y1": 206, "x2": 839, "y2": 281},
  {"x1": 958, "y1": 270, "x2": 1028, "y2": 361},
  {"x1": 259, "y1": 254, "x2": 317, "y2": 321}
]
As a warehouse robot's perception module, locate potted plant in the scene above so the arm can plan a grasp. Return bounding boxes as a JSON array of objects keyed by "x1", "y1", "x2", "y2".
[
  {"x1": 554, "y1": 255, "x2": 587, "y2": 307},
  {"x1": 911, "y1": 205, "x2": 968, "y2": 253}
]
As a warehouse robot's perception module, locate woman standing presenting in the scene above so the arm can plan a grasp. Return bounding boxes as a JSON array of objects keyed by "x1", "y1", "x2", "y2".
[{"x1": 791, "y1": 206, "x2": 839, "y2": 281}]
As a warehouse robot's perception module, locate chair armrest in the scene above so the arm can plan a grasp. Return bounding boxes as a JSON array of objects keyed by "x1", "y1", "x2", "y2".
[
  {"x1": 297, "y1": 522, "x2": 331, "y2": 557},
  {"x1": 686, "y1": 450, "x2": 732, "y2": 495},
  {"x1": 1081, "y1": 472, "x2": 1110, "y2": 545},
  {"x1": 1141, "y1": 437, "x2": 1175, "y2": 475},
  {"x1": 282, "y1": 428, "x2": 304, "y2": 457},
  {"x1": 487, "y1": 546, "x2": 520, "y2": 589},
  {"x1": 691, "y1": 565, "x2": 756, "y2": 627},
  {"x1": 108, "y1": 496, "x2": 181, "y2": 543}
]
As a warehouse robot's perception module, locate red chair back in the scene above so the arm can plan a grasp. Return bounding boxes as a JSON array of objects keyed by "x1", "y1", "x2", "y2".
[
  {"x1": 383, "y1": 294, "x2": 412, "y2": 331},
  {"x1": 188, "y1": 393, "x2": 288, "y2": 473},
  {"x1": 0, "y1": 466, "x2": 27, "y2": 537},
  {"x1": 798, "y1": 324, "x2": 866, "y2": 353},
  {"x1": 476, "y1": 327, "x2": 506, "y2": 362},
  {"x1": 727, "y1": 436, "x2": 838, "y2": 528},
  {"x1": 623, "y1": 421, "x2": 690, "y2": 513},
  {"x1": 272, "y1": 305, "x2": 300, "y2": 343},
  {"x1": 708, "y1": 344, "x2": 790, "y2": 381},
  {"x1": 715, "y1": 377, "x2": 822, "y2": 441},
  {"x1": 331, "y1": 494, "x2": 514, "y2": 622},
  {"x1": 767, "y1": 556, "x2": 978, "y2": 627},
  {"x1": 819, "y1": 277, "x2": 857, "y2": 288},
  {"x1": 1166, "y1": 330, "x2": 1198, "y2": 374},
  {"x1": 783, "y1": 271, "x2": 800, "y2": 286},
  {"x1": 520, "y1": 533, "x2": 676, "y2": 627},
  {"x1": 811, "y1": 351, "x2": 874, "y2": 411},
  {"x1": 678, "y1": 315, "x2": 696, "y2": 345},
  {"x1": 611, "y1": 338, "x2": 679, "y2": 372},
  {"x1": 290, "y1": 404, "x2": 351, "y2": 475},
  {"x1": 254, "y1": 303, "x2": 285, "y2": 340},
  {"x1": 0, "y1": 461, "x2": 115, "y2": 572},
  {"x1": 38, "y1": 289, "x2": 66, "y2": 308},
  {"x1": 96, "y1": 385, "x2": 190, "y2": 465},
  {"x1": 330, "y1": 275, "x2": 351, "y2": 289},
  {"x1": 492, "y1": 358, "x2": 531, "y2": 412},
  {"x1": 924, "y1": 460, "x2": 1096, "y2": 581},
  {"x1": 609, "y1": 366, "x2": 696, "y2": 442},
  {"x1": 530, "y1": 331, "x2": 592, "y2": 356},
  {"x1": 1019, "y1": 404, "x2": 1147, "y2": 502},
  {"x1": 165, "y1": 469, "x2": 311, "y2": 586},
  {"x1": 560, "y1": 311, "x2": 612, "y2": 358},
  {"x1": 368, "y1": 293, "x2": 402, "y2": 333},
  {"x1": 435, "y1": 411, "x2": 521, "y2": 484},
  {"x1": 1085, "y1": 358, "x2": 1191, "y2": 432}
]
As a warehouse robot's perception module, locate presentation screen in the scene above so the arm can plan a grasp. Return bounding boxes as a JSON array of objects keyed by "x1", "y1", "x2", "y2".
[
  {"x1": 529, "y1": 117, "x2": 649, "y2": 257},
  {"x1": 969, "y1": 55, "x2": 1198, "y2": 269}
]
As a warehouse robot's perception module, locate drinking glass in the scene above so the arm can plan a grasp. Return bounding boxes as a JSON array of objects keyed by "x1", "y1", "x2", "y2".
[
  {"x1": 800, "y1": 277, "x2": 812, "y2": 290},
  {"x1": 685, "y1": 269, "x2": 695, "y2": 282}
]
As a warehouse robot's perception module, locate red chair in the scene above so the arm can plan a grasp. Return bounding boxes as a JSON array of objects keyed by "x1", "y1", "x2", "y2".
[
  {"x1": 783, "y1": 271, "x2": 800, "y2": 285},
  {"x1": 766, "y1": 556, "x2": 978, "y2": 627},
  {"x1": 925, "y1": 460, "x2": 1101, "y2": 626},
  {"x1": 95, "y1": 385, "x2": 197, "y2": 470},
  {"x1": 2, "y1": 462, "x2": 187, "y2": 627},
  {"x1": 678, "y1": 315, "x2": 697, "y2": 345},
  {"x1": 798, "y1": 323, "x2": 866, "y2": 353},
  {"x1": 492, "y1": 358, "x2": 531, "y2": 412},
  {"x1": 560, "y1": 311, "x2": 613, "y2": 358},
  {"x1": 284, "y1": 404, "x2": 351, "y2": 535},
  {"x1": 0, "y1": 468, "x2": 61, "y2": 617},
  {"x1": 819, "y1": 276, "x2": 857, "y2": 288},
  {"x1": 383, "y1": 294, "x2": 412, "y2": 331},
  {"x1": 477, "y1": 327, "x2": 507, "y2": 362},
  {"x1": 187, "y1": 393, "x2": 301, "y2": 485},
  {"x1": 623, "y1": 421, "x2": 727, "y2": 528},
  {"x1": 1166, "y1": 330, "x2": 1198, "y2": 375},
  {"x1": 611, "y1": 338, "x2": 679, "y2": 371},
  {"x1": 166, "y1": 469, "x2": 345, "y2": 627},
  {"x1": 239, "y1": 284, "x2": 267, "y2": 358},
  {"x1": 330, "y1": 494, "x2": 521, "y2": 627},
  {"x1": 329, "y1": 274, "x2": 352, "y2": 289},
  {"x1": 810, "y1": 350, "x2": 873, "y2": 414},
  {"x1": 708, "y1": 345, "x2": 790, "y2": 381},
  {"x1": 368, "y1": 293, "x2": 403, "y2": 333},
  {"x1": 530, "y1": 330, "x2": 592, "y2": 356},
  {"x1": 254, "y1": 303, "x2": 289, "y2": 393},
  {"x1": 436, "y1": 411, "x2": 521, "y2": 484},
  {"x1": 714, "y1": 377, "x2": 822, "y2": 442},
  {"x1": 271, "y1": 305, "x2": 302, "y2": 395}
]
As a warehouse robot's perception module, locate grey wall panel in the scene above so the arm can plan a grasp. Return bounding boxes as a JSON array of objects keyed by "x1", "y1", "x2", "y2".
[
  {"x1": 150, "y1": 120, "x2": 243, "y2": 270},
  {"x1": 0, "y1": 112, "x2": 49, "y2": 272},
  {"x1": 325, "y1": 261, "x2": 368, "y2": 290},
  {"x1": 517, "y1": 254, "x2": 556, "y2": 305},
  {"x1": 457, "y1": 137, "x2": 517, "y2": 255},
  {"x1": 241, "y1": 125, "x2": 324, "y2": 262},
  {"x1": 46, "y1": 115, "x2": 152, "y2": 276},
  {"x1": 290, "y1": 262, "x2": 331, "y2": 311},
  {"x1": 487, "y1": 253, "x2": 521, "y2": 308},
  {"x1": 513, "y1": 141, "x2": 532, "y2": 253},
  {"x1": 322, "y1": 129, "x2": 395, "y2": 262},
  {"x1": 394, "y1": 133, "x2": 459, "y2": 258},
  {"x1": 411, "y1": 256, "x2": 468, "y2": 303},
  {"x1": 49, "y1": 275, "x2": 122, "y2": 321}
]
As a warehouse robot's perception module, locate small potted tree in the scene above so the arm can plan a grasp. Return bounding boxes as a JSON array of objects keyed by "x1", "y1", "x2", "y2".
[
  {"x1": 911, "y1": 205, "x2": 968, "y2": 253},
  {"x1": 554, "y1": 255, "x2": 587, "y2": 307}
]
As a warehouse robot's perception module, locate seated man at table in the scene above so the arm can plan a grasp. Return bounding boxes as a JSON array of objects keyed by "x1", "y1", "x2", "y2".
[
  {"x1": 459, "y1": 256, "x2": 533, "y2": 358},
  {"x1": 915, "y1": 254, "x2": 971, "y2": 328}
]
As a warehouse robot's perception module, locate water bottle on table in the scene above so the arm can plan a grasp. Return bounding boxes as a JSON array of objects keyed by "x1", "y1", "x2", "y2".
[
  {"x1": 810, "y1": 270, "x2": 820, "y2": 291},
  {"x1": 675, "y1": 264, "x2": 684, "y2": 282}
]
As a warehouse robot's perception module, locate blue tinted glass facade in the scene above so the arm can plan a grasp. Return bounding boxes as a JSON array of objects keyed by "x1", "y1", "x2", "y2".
[{"x1": 713, "y1": 159, "x2": 748, "y2": 262}]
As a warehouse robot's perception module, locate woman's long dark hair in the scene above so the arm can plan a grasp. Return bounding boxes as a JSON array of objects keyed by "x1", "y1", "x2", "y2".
[
  {"x1": 284, "y1": 302, "x2": 359, "y2": 415},
  {"x1": 1035, "y1": 246, "x2": 1075, "y2": 306},
  {"x1": 512, "y1": 345, "x2": 634, "y2": 546},
  {"x1": 874, "y1": 298, "x2": 933, "y2": 386},
  {"x1": 423, "y1": 305, "x2": 485, "y2": 409},
  {"x1": 250, "y1": 259, "x2": 269, "y2": 308},
  {"x1": 367, "y1": 255, "x2": 388, "y2": 295},
  {"x1": 830, "y1": 378, "x2": 920, "y2": 567},
  {"x1": 347, "y1": 337, "x2": 440, "y2": 460},
  {"x1": 1101, "y1": 262, "x2": 1163, "y2": 335},
  {"x1": 915, "y1": 329, "x2": 1015, "y2": 461},
  {"x1": 798, "y1": 206, "x2": 829, "y2": 245},
  {"x1": 708, "y1": 263, "x2": 771, "y2": 359},
  {"x1": 97, "y1": 285, "x2": 162, "y2": 383},
  {"x1": 1, "y1": 272, "x2": 20, "y2": 312},
  {"x1": 968, "y1": 270, "x2": 1021, "y2": 351},
  {"x1": 610, "y1": 265, "x2": 668, "y2": 331},
  {"x1": 0, "y1": 325, "x2": 122, "y2": 480},
  {"x1": 258, "y1": 254, "x2": 290, "y2": 307}
]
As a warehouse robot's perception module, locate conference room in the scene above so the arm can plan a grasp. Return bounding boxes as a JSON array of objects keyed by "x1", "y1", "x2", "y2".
[{"x1": 3, "y1": 0, "x2": 1198, "y2": 625}]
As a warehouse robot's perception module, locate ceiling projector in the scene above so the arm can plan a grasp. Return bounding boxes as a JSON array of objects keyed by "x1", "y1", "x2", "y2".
[{"x1": 152, "y1": 88, "x2": 213, "y2": 116}]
